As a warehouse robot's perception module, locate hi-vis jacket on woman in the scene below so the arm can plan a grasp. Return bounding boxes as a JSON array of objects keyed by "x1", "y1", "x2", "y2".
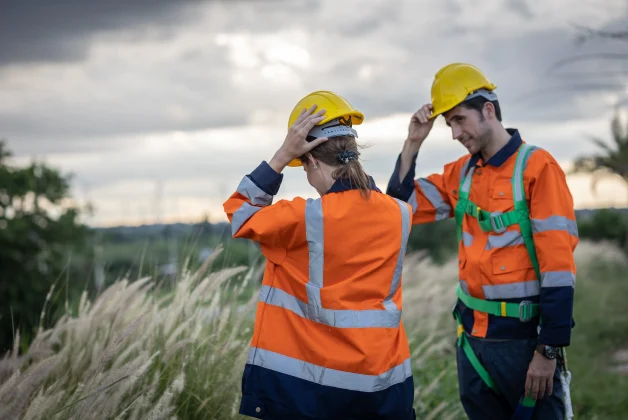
[
  {"x1": 387, "y1": 130, "x2": 578, "y2": 347},
  {"x1": 224, "y1": 161, "x2": 416, "y2": 420}
]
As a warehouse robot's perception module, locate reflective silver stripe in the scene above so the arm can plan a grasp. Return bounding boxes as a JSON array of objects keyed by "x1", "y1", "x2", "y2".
[
  {"x1": 259, "y1": 286, "x2": 401, "y2": 328},
  {"x1": 305, "y1": 198, "x2": 324, "y2": 308},
  {"x1": 460, "y1": 167, "x2": 475, "y2": 193},
  {"x1": 231, "y1": 203, "x2": 262, "y2": 236},
  {"x1": 237, "y1": 176, "x2": 273, "y2": 206},
  {"x1": 532, "y1": 216, "x2": 578, "y2": 237},
  {"x1": 541, "y1": 271, "x2": 575, "y2": 288},
  {"x1": 384, "y1": 199, "x2": 411, "y2": 311},
  {"x1": 460, "y1": 280, "x2": 470, "y2": 295},
  {"x1": 462, "y1": 232, "x2": 474, "y2": 247},
  {"x1": 513, "y1": 144, "x2": 538, "y2": 202},
  {"x1": 247, "y1": 347, "x2": 412, "y2": 393},
  {"x1": 482, "y1": 281, "x2": 540, "y2": 299},
  {"x1": 417, "y1": 178, "x2": 451, "y2": 221},
  {"x1": 408, "y1": 189, "x2": 418, "y2": 214},
  {"x1": 459, "y1": 158, "x2": 471, "y2": 186},
  {"x1": 303, "y1": 197, "x2": 408, "y2": 320},
  {"x1": 486, "y1": 231, "x2": 524, "y2": 250},
  {"x1": 523, "y1": 145, "x2": 539, "y2": 168}
]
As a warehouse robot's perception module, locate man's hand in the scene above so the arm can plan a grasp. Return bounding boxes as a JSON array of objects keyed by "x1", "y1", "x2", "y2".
[
  {"x1": 398, "y1": 104, "x2": 436, "y2": 182},
  {"x1": 407, "y1": 104, "x2": 436, "y2": 146},
  {"x1": 525, "y1": 348, "x2": 556, "y2": 400}
]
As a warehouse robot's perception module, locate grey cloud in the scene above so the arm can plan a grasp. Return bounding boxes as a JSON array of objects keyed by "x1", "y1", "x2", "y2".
[
  {"x1": 502, "y1": 18, "x2": 628, "y2": 121},
  {"x1": 340, "y1": 16, "x2": 628, "y2": 125},
  {"x1": 506, "y1": 0, "x2": 535, "y2": 20},
  {"x1": 0, "y1": 0, "x2": 324, "y2": 153},
  {"x1": 0, "y1": 0, "x2": 206, "y2": 67},
  {"x1": 3, "y1": 0, "x2": 627, "y2": 159}
]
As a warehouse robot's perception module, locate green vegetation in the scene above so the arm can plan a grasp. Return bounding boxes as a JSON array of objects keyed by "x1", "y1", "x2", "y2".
[
  {"x1": 567, "y1": 242, "x2": 628, "y2": 419},
  {"x1": 0, "y1": 140, "x2": 257, "y2": 354},
  {"x1": 0, "y1": 141, "x2": 92, "y2": 352},
  {"x1": 1, "y1": 241, "x2": 626, "y2": 419}
]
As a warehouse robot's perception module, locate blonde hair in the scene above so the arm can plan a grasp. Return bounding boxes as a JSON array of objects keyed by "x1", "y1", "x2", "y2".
[{"x1": 302, "y1": 136, "x2": 371, "y2": 199}]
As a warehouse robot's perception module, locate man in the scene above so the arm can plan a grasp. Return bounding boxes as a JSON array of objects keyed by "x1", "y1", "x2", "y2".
[{"x1": 386, "y1": 63, "x2": 577, "y2": 420}]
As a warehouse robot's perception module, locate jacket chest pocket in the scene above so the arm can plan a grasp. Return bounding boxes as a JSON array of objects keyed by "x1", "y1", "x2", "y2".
[{"x1": 489, "y1": 181, "x2": 515, "y2": 213}]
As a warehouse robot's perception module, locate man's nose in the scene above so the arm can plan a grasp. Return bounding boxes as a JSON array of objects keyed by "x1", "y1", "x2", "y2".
[{"x1": 451, "y1": 125, "x2": 462, "y2": 140}]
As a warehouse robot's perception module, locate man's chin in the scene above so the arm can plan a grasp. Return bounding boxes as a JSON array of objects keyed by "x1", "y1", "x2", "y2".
[{"x1": 464, "y1": 145, "x2": 477, "y2": 155}]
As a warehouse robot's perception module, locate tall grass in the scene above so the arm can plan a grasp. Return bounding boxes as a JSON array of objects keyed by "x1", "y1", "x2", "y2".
[
  {"x1": 1, "y1": 240, "x2": 624, "y2": 419},
  {"x1": 0, "y1": 246, "x2": 260, "y2": 420}
]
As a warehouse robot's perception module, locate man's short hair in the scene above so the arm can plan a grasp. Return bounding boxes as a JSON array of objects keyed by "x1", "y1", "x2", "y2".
[{"x1": 460, "y1": 96, "x2": 502, "y2": 122}]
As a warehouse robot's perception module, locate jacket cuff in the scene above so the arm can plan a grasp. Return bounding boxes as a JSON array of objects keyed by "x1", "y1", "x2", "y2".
[
  {"x1": 538, "y1": 324, "x2": 572, "y2": 347},
  {"x1": 249, "y1": 161, "x2": 283, "y2": 196},
  {"x1": 386, "y1": 152, "x2": 417, "y2": 202}
]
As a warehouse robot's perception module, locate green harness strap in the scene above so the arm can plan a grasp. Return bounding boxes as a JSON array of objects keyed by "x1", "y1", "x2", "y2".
[{"x1": 452, "y1": 144, "x2": 541, "y2": 408}]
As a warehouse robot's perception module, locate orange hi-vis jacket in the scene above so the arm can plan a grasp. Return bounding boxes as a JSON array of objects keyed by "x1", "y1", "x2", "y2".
[
  {"x1": 387, "y1": 129, "x2": 578, "y2": 346},
  {"x1": 223, "y1": 161, "x2": 416, "y2": 420}
]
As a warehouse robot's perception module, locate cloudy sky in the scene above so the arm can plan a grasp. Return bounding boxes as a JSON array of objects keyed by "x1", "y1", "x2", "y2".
[{"x1": 2, "y1": 0, "x2": 628, "y2": 227}]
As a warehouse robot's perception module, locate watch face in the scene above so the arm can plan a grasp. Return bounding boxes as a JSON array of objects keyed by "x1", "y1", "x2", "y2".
[{"x1": 544, "y1": 346, "x2": 558, "y2": 359}]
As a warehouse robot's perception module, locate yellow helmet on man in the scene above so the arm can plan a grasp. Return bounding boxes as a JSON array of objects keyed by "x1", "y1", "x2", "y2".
[
  {"x1": 429, "y1": 63, "x2": 497, "y2": 119},
  {"x1": 286, "y1": 91, "x2": 364, "y2": 167}
]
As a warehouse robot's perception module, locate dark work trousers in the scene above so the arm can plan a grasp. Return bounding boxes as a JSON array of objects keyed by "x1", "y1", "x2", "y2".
[{"x1": 456, "y1": 334, "x2": 565, "y2": 420}]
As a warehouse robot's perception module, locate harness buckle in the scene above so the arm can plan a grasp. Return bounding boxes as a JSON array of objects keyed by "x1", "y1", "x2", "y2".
[
  {"x1": 489, "y1": 211, "x2": 507, "y2": 234},
  {"x1": 519, "y1": 300, "x2": 533, "y2": 322},
  {"x1": 465, "y1": 202, "x2": 477, "y2": 217}
]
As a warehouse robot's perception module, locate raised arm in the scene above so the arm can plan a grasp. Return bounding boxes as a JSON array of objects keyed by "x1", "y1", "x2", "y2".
[
  {"x1": 386, "y1": 104, "x2": 455, "y2": 224},
  {"x1": 223, "y1": 105, "x2": 330, "y2": 257}
]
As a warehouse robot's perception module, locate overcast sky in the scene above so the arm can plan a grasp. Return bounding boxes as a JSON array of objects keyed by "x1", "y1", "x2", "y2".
[{"x1": 2, "y1": 0, "x2": 628, "y2": 226}]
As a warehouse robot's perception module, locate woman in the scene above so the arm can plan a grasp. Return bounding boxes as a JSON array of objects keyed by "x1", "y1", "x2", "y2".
[{"x1": 223, "y1": 91, "x2": 416, "y2": 420}]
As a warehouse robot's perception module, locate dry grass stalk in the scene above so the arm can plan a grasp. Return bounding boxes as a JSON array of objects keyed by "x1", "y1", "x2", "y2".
[{"x1": 0, "y1": 240, "x2": 613, "y2": 419}]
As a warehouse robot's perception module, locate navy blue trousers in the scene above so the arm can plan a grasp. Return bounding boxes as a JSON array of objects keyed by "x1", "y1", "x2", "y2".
[{"x1": 456, "y1": 335, "x2": 565, "y2": 420}]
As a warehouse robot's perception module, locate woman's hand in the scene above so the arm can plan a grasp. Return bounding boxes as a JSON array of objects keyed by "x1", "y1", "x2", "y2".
[{"x1": 269, "y1": 105, "x2": 329, "y2": 173}]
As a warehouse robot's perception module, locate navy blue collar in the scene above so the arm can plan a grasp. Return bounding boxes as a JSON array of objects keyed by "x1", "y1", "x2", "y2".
[
  {"x1": 325, "y1": 175, "x2": 381, "y2": 194},
  {"x1": 468, "y1": 128, "x2": 522, "y2": 168}
]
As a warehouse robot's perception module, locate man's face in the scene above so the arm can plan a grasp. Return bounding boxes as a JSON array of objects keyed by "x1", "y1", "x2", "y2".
[{"x1": 443, "y1": 104, "x2": 491, "y2": 156}]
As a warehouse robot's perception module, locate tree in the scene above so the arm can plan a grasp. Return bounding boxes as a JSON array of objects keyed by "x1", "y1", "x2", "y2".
[
  {"x1": 570, "y1": 110, "x2": 628, "y2": 201},
  {"x1": 0, "y1": 140, "x2": 93, "y2": 352},
  {"x1": 570, "y1": 111, "x2": 628, "y2": 255}
]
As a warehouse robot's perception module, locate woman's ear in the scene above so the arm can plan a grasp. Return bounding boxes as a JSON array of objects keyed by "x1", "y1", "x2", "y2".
[{"x1": 305, "y1": 153, "x2": 317, "y2": 169}]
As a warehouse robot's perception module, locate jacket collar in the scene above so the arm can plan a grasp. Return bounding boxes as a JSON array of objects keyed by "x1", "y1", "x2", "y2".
[
  {"x1": 325, "y1": 175, "x2": 381, "y2": 194},
  {"x1": 468, "y1": 128, "x2": 522, "y2": 168}
]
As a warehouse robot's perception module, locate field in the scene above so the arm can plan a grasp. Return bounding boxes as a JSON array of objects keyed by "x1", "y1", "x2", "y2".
[{"x1": 0, "y1": 240, "x2": 627, "y2": 419}]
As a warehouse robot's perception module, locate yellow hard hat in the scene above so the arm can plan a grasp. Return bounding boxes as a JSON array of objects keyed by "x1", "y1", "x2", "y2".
[
  {"x1": 286, "y1": 90, "x2": 364, "y2": 167},
  {"x1": 429, "y1": 63, "x2": 497, "y2": 119}
]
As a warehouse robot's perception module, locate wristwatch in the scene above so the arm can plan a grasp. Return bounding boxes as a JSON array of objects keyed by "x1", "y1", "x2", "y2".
[{"x1": 540, "y1": 345, "x2": 560, "y2": 360}]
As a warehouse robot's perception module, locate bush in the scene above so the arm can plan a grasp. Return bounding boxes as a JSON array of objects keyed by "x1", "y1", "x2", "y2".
[
  {"x1": 577, "y1": 209, "x2": 628, "y2": 252},
  {"x1": 406, "y1": 219, "x2": 458, "y2": 264}
]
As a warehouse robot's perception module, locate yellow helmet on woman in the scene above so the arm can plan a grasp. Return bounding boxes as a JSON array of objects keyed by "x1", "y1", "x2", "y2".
[
  {"x1": 286, "y1": 91, "x2": 364, "y2": 167},
  {"x1": 429, "y1": 63, "x2": 497, "y2": 119}
]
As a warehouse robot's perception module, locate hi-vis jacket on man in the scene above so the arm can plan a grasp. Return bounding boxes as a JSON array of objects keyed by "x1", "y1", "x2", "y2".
[
  {"x1": 224, "y1": 161, "x2": 416, "y2": 419},
  {"x1": 387, "y1": 130, "x2": 578, "y2": 347}
]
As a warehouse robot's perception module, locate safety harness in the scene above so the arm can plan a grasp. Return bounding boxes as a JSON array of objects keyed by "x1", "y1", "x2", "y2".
[{"x1": 452, "y1": 143, "x2": 574, "y2": 419}]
